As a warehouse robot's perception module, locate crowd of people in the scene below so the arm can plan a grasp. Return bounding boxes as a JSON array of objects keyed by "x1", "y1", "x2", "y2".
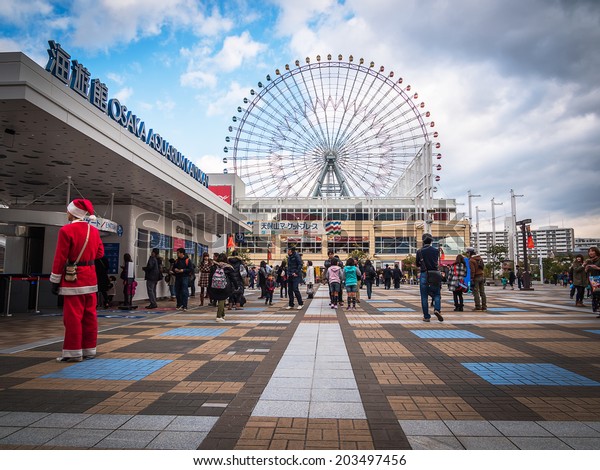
[
  {"x1": 96, "y1": 241, "x2": 600, "y2": 326},
  {"x1": 50, "y1": 198, "x2": 600, "y2": 366}
]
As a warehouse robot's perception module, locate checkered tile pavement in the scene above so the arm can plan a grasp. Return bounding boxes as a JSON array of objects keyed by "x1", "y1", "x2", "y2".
[{"x1": 1, "y1": 283, "x2": 600, "y2": 450}]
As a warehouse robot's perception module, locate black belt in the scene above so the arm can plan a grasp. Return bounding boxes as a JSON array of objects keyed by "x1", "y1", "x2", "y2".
[{"x1": 73, "y1": 260, "x2": 95, "y2": 266}]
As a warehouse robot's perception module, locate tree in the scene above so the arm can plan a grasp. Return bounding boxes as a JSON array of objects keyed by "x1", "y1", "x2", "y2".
[
  {"x1": 349, "y1": 249, "x2": 369, "y2": 263},
  {"x1": 402, "y1": 254, "x2": 416, "y2": 279},
  {"x1": 486, "y1": 245, "x2": 508, "y2": 280}
]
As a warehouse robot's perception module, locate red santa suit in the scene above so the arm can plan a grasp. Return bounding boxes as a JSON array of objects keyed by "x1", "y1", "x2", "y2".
[{"x1": 50, "y1": 199, "x2": 104, "y2": 361}]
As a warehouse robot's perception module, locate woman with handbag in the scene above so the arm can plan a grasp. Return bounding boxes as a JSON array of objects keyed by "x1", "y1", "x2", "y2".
[
  {"x1": 584, "y1": 246, "x2": 600, "y2": 317},
  {"x1": 197, "y1": 252, "x2": 213, "y2": 306},
  {"x1": 448, "y1": 254, "x2": 468, "y2": 311}
]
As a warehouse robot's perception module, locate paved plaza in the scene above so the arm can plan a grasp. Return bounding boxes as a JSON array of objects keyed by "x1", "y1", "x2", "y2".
[{"x1": 0, "y1": 283, "x2": 599, "y2": 450}]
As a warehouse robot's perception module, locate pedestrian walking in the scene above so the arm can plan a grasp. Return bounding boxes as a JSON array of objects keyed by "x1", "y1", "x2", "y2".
[
  {"x1": 173, "y1": 248, "x2": 192, "y2": 311},
  {"x1": 583, "y1": 247, "x2": 600, "y2": 317},
  {"x1": 197, "y1": 252, "x2": 213, "y2": 306},
  {"x1": 569, "y1": 254, "x2": 587, "y2": 307},
  {"x1": 286, "y1": 246, "x2": 304, "y2": 310},
  {"x1": 363, "y1": 260, "x2": 376, "y2": 299},
  {"x1": 142, "y1": 248, "x2": 162, "y2": 309},
  {"x1": 343, "y1": 258, "x2": 361, "y2": 310},
  {"x1": 447, "y1": 254, "x2": 467, "y2": 311},
  {"x1": 50, "y1": 199, "x2": 104, "y2": 362},
  {"x1": 466, "y1": 247, "x2": 487, "y2": 312},
  {"x1": 415, "y1": 233, "x2": 443, "y2": 322},
  {"x1": 208, "y1": 253, "x2": 240, "y2": 322}
]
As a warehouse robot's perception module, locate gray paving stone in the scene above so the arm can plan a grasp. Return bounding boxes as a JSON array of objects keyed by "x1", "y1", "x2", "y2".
[
  {"x1": 309, "y1": 402, "x2": 366, "y2": 419},
  {"x1": 399, "y1": 420, "x2": 453, "y2": 436},
  {"x1": 267, "y1": 377, "x2": 313, "y2": 389},
  {"x1": 458, "y1": 436, "x2": 519, "y2": 450},
  {"x1": 312, "y1": 378, "x2": 358, "y2": 389},
  {"x1": 313, "y1": 369, "x2": 355, "y2": 379},
  {"x1": 45, "y1": 428, "x2": 113, "y2": 448},
  {"x1": 560, "y1": 437, "x2": 600, "y2": 450},
  {"x1": 31, "y1": 413, "x2": 91, "y2": 428},
  {"x1": 165, "y1": 416, "x2": 219, "y2": 432},
  {"x1": 310, "y1": 388, "x2": 362, "y2": 403},
  {"x1": 96, "y1": 430, "x2": 160, "y2": 449},
  {"x1": 272, "y1": 368, "x2": 314, "y2": 378},
  {"x1": 584, "y1": 422, "x2": 600, "y2": 432},
  {"x1": 252, "y1": 400, "x2": 310, "y2": 418},
  {"x1": 508, "y1": 437, "x2": 573, "y2": 450},
  {"x1": 444, "y1": 420, "x2": 503, "y2": 437},
  {"x1": 0, "y1": 427, "x2": 20, "y2": 439},
  {"x1": 75, "y1": 414, "x2": 134, "y2": 429},
  {"x1": 490, "y1": 420, "x2": 553, "y2": 437},
  {"x1": 0, "y1": 427, "x2": 67, "y2": 446},
  {"x1": 261, "y1": 387, "x2": 312, "y2": 401},
  {"x1": 119, "y1": 415, "x2": 177, "y2": 431},
  {"x1": 407, "y1": 435, "x2": 465, "y2": 450},
  {"x1": 146, "y1": 431, "x2": 209, "y2": 450},
  {"x1": 0, "y1": 412, "x2": 49, "y2": 427},
  {"x1": 537, "y1": 421, "x2": 600, "y2": 437}
]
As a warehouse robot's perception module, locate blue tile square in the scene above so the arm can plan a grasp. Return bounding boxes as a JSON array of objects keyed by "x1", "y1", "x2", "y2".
[
  {"x1": 411, "y1": 330, "x2": 483, "y2": 339},
  {"x1": 584, "y1": 330, "x2": 600, "y2": 335},
  {"x1": 160, "y1": 328, "x2": 228, "y2": 337},
  {"x1": 42, "y1": 359, "x2": 172, "y2": 381},
  {"x1": 377, "y1": 307, "x2": 415, "y2": 312},
  {"x1": 462, "y1": 363, "x2": 600, "y2": 386}
]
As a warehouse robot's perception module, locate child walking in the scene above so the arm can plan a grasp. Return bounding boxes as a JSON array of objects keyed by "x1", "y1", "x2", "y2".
[{"x1": 265, "y1": 273, "x2": 275, "y2": 306}]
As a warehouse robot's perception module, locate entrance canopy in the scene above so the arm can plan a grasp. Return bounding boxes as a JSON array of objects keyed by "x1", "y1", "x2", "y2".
[{"x1": 0, "y1": 52, "x2": 247, "y2": 235}]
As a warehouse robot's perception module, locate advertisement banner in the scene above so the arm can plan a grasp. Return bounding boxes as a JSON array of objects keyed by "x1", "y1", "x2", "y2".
[{"x1": 209, "y1": 185, "x2": 232, "y2": 205}]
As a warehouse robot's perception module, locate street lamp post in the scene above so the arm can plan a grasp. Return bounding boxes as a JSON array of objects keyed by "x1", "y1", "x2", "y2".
[
  {"x1": 509, "y1": 189, "x2": 524, "y2": 264},
  {"x1": 475, "y1": 206, "x2": 486, "y2": 254},
  {"x1": 468, "y1": 190, "x2": 481, "y2": 248},
  {"x1": 517, "y1": 218, "x2": 534, "y2": 290}
]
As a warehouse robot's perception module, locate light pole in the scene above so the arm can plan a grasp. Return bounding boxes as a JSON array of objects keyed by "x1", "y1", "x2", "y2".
[
  {"x1": 475, "y1": 206, "x2": 486, "y2": 254},
  {"x1": 491, "y1": 197, "x2": 503, "y2": 246},
  {"x1": 516, "y1": 218, "x2": 534, "y2": 290},
  {"x1": 468, "y1": 190, "x2": 481, "y2": 248},
  {"x1": 509, "y1": 189, "x2": 524, "y2": 263}
]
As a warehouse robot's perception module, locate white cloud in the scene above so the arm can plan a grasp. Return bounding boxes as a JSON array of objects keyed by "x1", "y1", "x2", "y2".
[
  {"x1": 180, "y1": 31, "x2": 266, "y2": 90},
  {"x1": 106, "y1": 72, "x2": 125, "y2": 86},
  {"x1": 206, "y1": 81, "x2": 248, "y2": 117},
  {"x1": 194, "y1": 154, "x2": 225, "y2": 174},
  {"x1": 113, "y1": 86, "x2": 134, "y2": 103}
]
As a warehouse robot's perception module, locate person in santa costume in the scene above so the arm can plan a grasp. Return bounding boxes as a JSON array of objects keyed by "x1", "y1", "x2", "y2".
[{"x1": 50, "y1": 198, "x2": 105, "y2": 362}]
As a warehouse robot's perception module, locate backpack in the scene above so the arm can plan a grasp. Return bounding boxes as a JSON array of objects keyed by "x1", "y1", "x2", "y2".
[
  {"x1": 366, "y1": 266, "x2": 376, "y2": 280},
  {"x1": 239, "y1": 263, "x2": 248, "y2": 278},
  {"x1": 211, "y1": 266, "x2": 228, "y2": 290},
  {"x1": 477, "y1": 258, "x2": 485, "y2": 270}
]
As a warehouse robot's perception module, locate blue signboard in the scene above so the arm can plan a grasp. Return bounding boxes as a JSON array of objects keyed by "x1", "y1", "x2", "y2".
[
  {"x1": 185, "y1": 239, "x2": 195, "y2": 252},
  {"x1": 150, "y1": 232, "x2": 172, "y2": 250},
  {"x1": 103, "y1": 243, "x2": 120, "y2": 274},
  {"x1": 197, "y1": 243, "x2": 208, "y2": 256}
]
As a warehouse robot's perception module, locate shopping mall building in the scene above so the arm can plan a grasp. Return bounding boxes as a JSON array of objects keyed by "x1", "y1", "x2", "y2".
[{"x1": 0, "y1": 45, "x2": 470, "y2": 311}]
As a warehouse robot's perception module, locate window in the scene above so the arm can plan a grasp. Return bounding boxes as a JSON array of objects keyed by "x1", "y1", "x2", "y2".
[
  {"x1": 327, "y1": 236, "x2": 369, "y2": 255},
  {"x1": 238, "y1": 236, "x2": 271, "y2": 254},
  {"x1": 281, "y1": 236, "x2": 323, "y2": 254},
  {"x1": 375, "y1": 237, "x2": 415, "y2": 255},
  {"x1": 135, "y1": 228, "x2": 149, "y2": 278}
]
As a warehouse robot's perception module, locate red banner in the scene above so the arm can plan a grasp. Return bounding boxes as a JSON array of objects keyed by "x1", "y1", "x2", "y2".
[{"x1": 209, "y1": 185, "x2": 232, "y2": 205}]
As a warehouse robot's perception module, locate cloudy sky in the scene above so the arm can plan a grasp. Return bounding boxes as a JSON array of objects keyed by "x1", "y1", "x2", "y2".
[{"x1": 1, "y1": 0, "x2": 598, "y2": 236}]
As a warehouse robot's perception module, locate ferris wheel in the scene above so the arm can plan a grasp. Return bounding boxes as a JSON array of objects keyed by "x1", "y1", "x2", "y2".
[{"x1": 224, "y1": 54, "x2": 440, "y2": 198}]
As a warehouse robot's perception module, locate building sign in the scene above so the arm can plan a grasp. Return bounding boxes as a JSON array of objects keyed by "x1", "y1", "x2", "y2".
[
  {"x1": 254, "y1": 221, "x2": 325, "y2": 235},
  {"x1": 84, "y1": 215, "x2": 120, "y2": 234},
  {"x1": 44, "y1": 40, "x2": 209, "y2": 187},
  {"x1": 208, "y1": 185, "x2": 232, "y2": 205}
]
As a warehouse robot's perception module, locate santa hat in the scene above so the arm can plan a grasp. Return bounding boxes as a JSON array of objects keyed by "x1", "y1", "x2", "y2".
[{"x1": 67, "y1": 198, "x2": 95, "y2": 220}]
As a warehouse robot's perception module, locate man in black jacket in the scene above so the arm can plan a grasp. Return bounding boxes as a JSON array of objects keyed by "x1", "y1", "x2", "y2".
[
  {"x1": 286, "y1": 247, "x2": 304, "y2": 310},
  {"x1": 143, "y1": 248, "x2": 162, "y2": 309},
  {"x1": 415, "y1": 233, "x2": 443, "y2": 323},
  {"x1": 173, "y1": 248, "x2": 191, "y2": 311}
]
